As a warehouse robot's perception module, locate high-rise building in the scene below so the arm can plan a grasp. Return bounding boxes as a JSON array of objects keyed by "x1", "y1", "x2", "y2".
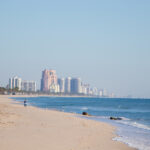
[
  {"x1": 65, "y1": 77, "x2": 71, "y2": 93},
  {"x1": 103, "y1": 88, "x2": 108, "y2": 97},
  {"x1": 9, "y1": 78, "x2": 12, "y2": 89},
  {"x1": 87, "y1": 88, "x2": 93, "y2": 95},
  {"x1": 81, "y1": 83, "x2": 90, "y2": 95},
  {"x1": 58, "y1": 78, "x2": 65, "y2": 93},
  {"x1": 92, "y1": 87, "x2": 98, "y2": 96},
  {"x1": 99, "y1": 89, "x2": 103, "y2": 97},
  {"x1": 21, "y1": 81, "x2": 36, "y2": 92},
  {"x1": 70, "y1": 78, "x2": 81, "y2": 94},
  {"x1": 41, "y1": 69, "x2": 58, "y2": 92},
  {"x1": 49, "y1": 84, "x2": 60, "y2": 93},
  {"x1": 9, "y1": 76, "x2": 22, "y2": 90}
]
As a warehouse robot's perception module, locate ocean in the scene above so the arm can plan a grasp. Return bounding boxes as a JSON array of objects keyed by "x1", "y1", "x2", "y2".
[{"x1": 13, "y1": 97, "x2": 150, "y2": 150}]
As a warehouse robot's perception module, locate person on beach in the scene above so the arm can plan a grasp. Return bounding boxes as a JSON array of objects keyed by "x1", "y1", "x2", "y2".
[{"x1": 24, "y1": 99, "x2": 27, "y2": 107}]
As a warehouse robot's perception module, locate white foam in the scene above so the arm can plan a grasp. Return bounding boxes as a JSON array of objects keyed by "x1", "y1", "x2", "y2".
[
  {"x1": 92, "y1": 116, "x2": 150, "y2": 150},
  {"x1": 120, "y1": 117, "x2": 130, "y2": 121},
  {"x1": 113, "y1": 136, "x2": 150, "y2": 150},
  {"x1": 81, "y1": 107, "x2": 88, "y2": 110},
  {"x1": 117, "y1": 120, "x2": 150, "y2": 131}
]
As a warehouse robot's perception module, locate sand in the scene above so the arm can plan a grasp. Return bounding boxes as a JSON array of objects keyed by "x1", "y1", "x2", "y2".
[{"x1": 0, "y1": 95, "x2": 135, "y2": 150}]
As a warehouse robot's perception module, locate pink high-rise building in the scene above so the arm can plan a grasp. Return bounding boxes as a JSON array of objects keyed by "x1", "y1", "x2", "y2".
[{"x1": 41, "y1": 69, "x2": 57, "y2": 92}]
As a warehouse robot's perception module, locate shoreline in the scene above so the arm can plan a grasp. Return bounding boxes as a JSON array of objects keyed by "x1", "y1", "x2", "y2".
[
  {"x1": 7, "y1": 93, "x2": 150, "y2": 99},
  {"x1": 0, "y1": 95, "x2": 135, "y2": 150}
]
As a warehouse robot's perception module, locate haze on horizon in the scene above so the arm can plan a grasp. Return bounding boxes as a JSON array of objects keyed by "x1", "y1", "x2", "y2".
[{"x1": 0, "y1": 0, "x2": 150, "y2": 98}]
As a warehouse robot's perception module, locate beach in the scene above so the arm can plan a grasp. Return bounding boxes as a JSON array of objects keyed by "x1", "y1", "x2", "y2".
[{"x1": 0, "y1": 95, "x2": 135, "y2": 150}]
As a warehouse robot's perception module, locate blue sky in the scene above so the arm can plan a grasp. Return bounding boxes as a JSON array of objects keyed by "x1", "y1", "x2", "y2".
[{"x1": 0, "y1": 0, "x2": 150, "y2": 97}]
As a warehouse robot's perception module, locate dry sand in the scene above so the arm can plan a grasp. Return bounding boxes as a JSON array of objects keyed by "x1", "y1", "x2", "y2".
[{"x1": 0, "y1": 95, "x2": 135, "y2": 150}]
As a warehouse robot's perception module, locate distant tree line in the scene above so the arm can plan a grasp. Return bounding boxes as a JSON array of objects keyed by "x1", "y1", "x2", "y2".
[
  {"x1": 0, "y1": 87, "x2": 20, "y2": 94},
  {"x1": 0, "y1": 87, "x2": 93, "y2": 97}
]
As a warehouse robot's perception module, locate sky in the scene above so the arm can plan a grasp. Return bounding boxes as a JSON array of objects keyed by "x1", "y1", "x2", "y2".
[{"x1": 0, "y1": 0, "x2": 150, "y2": 98}]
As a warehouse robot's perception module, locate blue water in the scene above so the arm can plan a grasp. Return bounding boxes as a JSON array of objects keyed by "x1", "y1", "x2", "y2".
[{"x1": 13, "y1": 97, "x2": 150, "y2": 150}]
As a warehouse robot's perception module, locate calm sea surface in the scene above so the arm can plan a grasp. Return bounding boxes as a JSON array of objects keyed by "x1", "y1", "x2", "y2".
[{"x1": 13, "y1": 97, "x2": 150, "y2": 150}]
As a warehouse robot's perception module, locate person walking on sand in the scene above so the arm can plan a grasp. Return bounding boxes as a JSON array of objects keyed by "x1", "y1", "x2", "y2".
[{"x1": 24, "y1": 98, "x2": 27, "y2": 107}]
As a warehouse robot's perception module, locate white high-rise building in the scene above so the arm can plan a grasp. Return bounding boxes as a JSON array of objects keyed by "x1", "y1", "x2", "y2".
[
  {"x1": 49, "y1": 84, "x2": 60, "y2": 93},
  {"x1": 92, "y1": 87, "x2": 98, "y2": 96},
  {"x1": 103, "y1": 88, "x2": 108, "y2": 97},
  {"x1": 21, "y1": 81, "x2": 36, "y2": 92},
  {"x1": 81, "y1": 83, "x2": 90, "y2": 95},
  {"x1": 65, "y1": 77, "x2": 71, "y2": 93},
  {"x1": 58, "y1": 78, "x2": 65, "y2": 93},
  {"x1": 99, "y1": 89, "x2": 103, "y2": 97},
  {"x1": 9, "y1": 76, "x2": 22, "y2": 90}
]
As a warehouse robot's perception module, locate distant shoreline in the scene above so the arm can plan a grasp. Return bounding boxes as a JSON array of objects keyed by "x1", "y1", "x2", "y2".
[{"x1": 3, "y1": 93, "x2": 150, "y2": 100}]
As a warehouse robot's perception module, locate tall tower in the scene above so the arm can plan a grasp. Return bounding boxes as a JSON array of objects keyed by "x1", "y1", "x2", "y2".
[
  {"x1": 70, "y1": 78, "x2": 81, "y2": 94},
  {"x1": 9, "y1": 76, "x2": 22, "y2": 90},
  {"x1": 41, "y1": 69, "x2": 57, "y2": 92},
  {"x1": 58, "y1": 78, "x2": 65, "y2": 93},
  {"x1": 65, "y1": 77, "x2": 71, "y2": 93},
  {"x1": 9, "y1": 78, "x2": 12, "y2": 89}
]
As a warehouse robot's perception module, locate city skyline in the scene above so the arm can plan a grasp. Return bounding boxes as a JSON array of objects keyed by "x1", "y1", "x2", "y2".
[
  {"x1": 7, "y1": 69, "x2": 110, "y2": 97},
  {"x1": 0, "y1": 0, "x2": 150, "y2": 98},
  {"x1": 9, "y1": 76, "x2": 36, "y2": 92},
  {"x1": 0, "y1": 66, "x2": 149, "y2": 98}
]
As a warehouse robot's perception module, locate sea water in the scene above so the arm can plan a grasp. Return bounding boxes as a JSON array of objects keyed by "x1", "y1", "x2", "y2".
[{"x1": 13, "y1": 97, "x2": 150, "y2": 150}]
